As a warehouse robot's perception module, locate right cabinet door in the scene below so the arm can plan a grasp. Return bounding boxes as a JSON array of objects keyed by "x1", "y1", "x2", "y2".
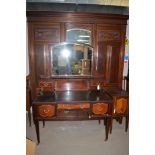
[
  {"x1": 96, "y1": 26, "x2": 125, "y2": 87},
  {"x1": 103, "y1": 42, "x2": 122, "y2": 86}
]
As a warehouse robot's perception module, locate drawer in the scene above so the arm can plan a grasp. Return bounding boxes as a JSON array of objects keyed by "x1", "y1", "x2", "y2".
[
  {"x1": 92, "y1": 103, "x2": 108, "y2": 115},
  {"x1": 37, "y1": 105, "x2": 55, "y2": 118},
  {"x1": 57, "y1": 103, "x2": 90, "y2": 110}
]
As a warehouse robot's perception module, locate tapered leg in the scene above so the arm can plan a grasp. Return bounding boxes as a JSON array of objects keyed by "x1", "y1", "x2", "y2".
[
  {"x1": 105, "y1": 118, "x2": 109, "y2": 141},
  {"x1": 28, "y1": 110, "x2": 31, "y2": 126},
  {"x1": 104, "y1": 119, "x2": 106, "y2": 126},
  {"x1": 34, "y1": 120, "x2": 40, "y2": 144},
  {"x1": 125, "y1": 116, "x2": 129, "y2": 132},
  {"x1": 43, "y1": 120, "x2": 45, "y2": 128},
  {"x1": 118, "y1": 117, "x2": 123, "y2": 124},
  {"x1": 116, "y1": 118, "x2": 119, "y2": 122},
  {"x1": 109, "y1": 118, "x2": 113, "y2": 134},
  {"x1": 98, "y1": 119, "x2": 101, "y2": 124}
]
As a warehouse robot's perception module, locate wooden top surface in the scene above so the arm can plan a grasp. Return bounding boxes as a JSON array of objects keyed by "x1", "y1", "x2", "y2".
[{"x1": 33, "y1": 90, "x2": 113, "y2": 104}]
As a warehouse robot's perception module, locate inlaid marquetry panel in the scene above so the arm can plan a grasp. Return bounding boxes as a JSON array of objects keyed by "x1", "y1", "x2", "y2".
[
  {"x1": 98, "y1": 31, "x2": 120, "y2": 41},
  {"x1": 38, "y1": 105, "x2": 55, "y2": 118},
  {"x1": 92, "y1": 103, "x2": 108, "y2": 115},
  {"x1": 115, "y1": 98, "x2": 127, "y2": 114}
]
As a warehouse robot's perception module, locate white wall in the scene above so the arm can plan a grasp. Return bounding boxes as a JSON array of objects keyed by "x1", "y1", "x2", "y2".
[{"x1": 123, "y1": 20, "x2": 129, "y2": 77}]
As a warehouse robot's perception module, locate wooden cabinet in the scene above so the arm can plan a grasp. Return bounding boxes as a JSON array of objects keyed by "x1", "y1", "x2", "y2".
[
  {"x1": 27, "y1": 12, "x2": 128, "y2": 99},
  {"x1": 95, "y1": 25, "x2": 125, "y2": 88},
  {"x1": 97, "y1": 42, "x2": 122, "y2": 86}
]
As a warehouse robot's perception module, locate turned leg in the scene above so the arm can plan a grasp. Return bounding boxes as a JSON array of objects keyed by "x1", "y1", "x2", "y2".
[
  {"x1": 34, "y1": 120, "x2": 40, "y2": 144},
  {"x1": 28, "y1": 110, "x2": 31, "y2": 126},
  {"x1": 125, "y1": 116, "x2": 129, "y2": 132},
  {"x1": 43, "y1": 120, "x2": 45, "y2": 128}
]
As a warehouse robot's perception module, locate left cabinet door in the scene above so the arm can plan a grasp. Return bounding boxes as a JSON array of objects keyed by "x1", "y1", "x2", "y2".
[
  {"x1": 28, "y1": 23, "x2": 61, "y2": 99},
  {"x1": 34, "y1": 44, "x2": 49, "y2": 79}
]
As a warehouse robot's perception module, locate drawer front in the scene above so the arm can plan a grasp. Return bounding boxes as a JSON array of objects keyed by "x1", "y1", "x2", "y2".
[
  {"x1": 92, "y1": 103, "x2": 108, "y2": 115},
  {"x1": 115, "y1": 98, "x2": 128, "y2": 114},
  {"x1": 57, "y1": 103, "x2": 90, "y2": 110},
  {"x1": 37, "y1": 105, "x2": 55, "y2": 118}
]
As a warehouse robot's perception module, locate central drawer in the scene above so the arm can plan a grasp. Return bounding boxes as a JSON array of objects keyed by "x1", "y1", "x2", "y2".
[{"x1": 57, "y1": 103, "x2": 90, "y2": 110}]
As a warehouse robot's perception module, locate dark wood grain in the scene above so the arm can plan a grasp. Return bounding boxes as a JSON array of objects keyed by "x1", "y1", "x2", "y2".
[{"x1": 54, "y1": 80, "x2": 89, "y2": 91}]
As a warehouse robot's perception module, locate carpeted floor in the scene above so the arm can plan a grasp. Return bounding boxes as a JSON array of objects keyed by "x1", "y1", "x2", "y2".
[{"x1": 26, "y1": 115, "x2": 128, "y2": 155}]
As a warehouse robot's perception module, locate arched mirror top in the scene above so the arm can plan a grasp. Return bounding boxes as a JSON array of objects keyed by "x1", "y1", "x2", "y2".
[
  {"x1": 51, "y1": 42, "x2": 93, "y2": 77},
  {"x1": 66, "y1": 29, "x2": 91, "y2": 45}
]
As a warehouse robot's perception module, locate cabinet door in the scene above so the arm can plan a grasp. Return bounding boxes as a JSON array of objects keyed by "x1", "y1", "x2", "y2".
[
  {"x1": 34, "y1": 44, "x2": 45, "y2": 79},
  {"x1": 96, "y1": 26, "x2": 124, "y2": 87},
  {"x1": 97, "y1": 42, "x2": 122, "y2": 87},
  {"x1": 104, "y1": 42, "x2": 122, "y2": 86},
  {"x1": 29, "y1": 23, "x2": 61, "y2": 99}
]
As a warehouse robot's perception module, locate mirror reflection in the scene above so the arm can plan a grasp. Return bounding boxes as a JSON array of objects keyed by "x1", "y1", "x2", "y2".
[{"x1": 51, "y1": 42, "x2": 93, "y2": 76}]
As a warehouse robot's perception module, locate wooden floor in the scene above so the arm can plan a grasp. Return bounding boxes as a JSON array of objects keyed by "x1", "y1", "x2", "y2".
[{"x1": 26, "y1": 114, "x2": 128, "y2": 155}]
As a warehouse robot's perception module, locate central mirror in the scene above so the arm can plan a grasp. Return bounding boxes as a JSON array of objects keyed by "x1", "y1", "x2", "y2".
[{"x1": 51, "y1": 42, "x2": 93, "y2": 76}]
